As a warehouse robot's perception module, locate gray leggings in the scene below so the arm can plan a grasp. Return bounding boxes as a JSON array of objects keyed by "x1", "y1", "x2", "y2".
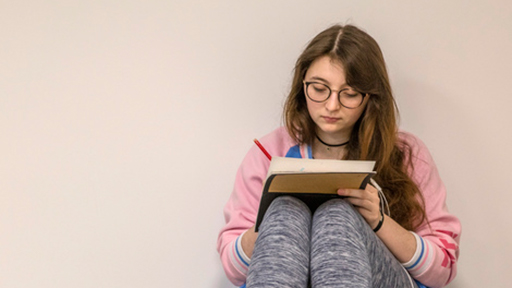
[{"x1": 247, "y1": 196, "x2": 416, "y2": 288}]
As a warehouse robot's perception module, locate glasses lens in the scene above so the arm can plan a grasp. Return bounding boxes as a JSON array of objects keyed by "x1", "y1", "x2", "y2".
[
  {"x1": 339, "y1": 91, "x2": 364, "y2": 109},
  {"x1": 306, "y1": 82, "x2": 330, "y2": 102}
]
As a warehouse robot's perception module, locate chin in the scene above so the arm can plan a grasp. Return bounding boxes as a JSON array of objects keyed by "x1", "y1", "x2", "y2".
[{"x1": 319, "y1": 126, "x2": 345, "y2": 135}]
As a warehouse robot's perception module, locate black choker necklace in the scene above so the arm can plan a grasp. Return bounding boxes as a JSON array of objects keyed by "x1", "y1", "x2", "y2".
[{"x1": 316, "y1": 134, "x2": 349, "y2": 148}]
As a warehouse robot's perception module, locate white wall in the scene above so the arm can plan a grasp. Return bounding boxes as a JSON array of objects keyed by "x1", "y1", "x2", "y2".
[{"x1": 1, "y1": 1, "x2": 511, "y2": 287}]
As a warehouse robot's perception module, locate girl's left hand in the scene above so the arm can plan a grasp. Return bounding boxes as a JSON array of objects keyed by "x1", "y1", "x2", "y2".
[{"x1": 337, "y1": 184, "x2": 381, "y2": 230}]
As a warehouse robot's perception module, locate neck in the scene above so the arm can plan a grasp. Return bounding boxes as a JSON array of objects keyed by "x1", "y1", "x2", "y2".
[
  {"x1": 316, "y1": 134, "x2": 349, "y2": 147},
  {"x1": 312, "y1": 130, "x2": 351, "y2": 159},
  {"x1": 312, "y1": 139, "x2": 347, "y2": 160},
  {"x1": 315, "y1": 129, "x2": 351, "y2": 146}
]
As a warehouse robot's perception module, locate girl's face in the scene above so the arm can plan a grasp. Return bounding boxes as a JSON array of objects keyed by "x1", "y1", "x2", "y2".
[{"x1": 304, "y1": 55, "x2": 369, "y2": 142}]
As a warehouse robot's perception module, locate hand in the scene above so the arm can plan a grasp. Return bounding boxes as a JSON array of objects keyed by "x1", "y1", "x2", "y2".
[
  {"x1": 337, "y1": 184, "x2": 382, "y2": 230},
  {"x1": 241, "y1": 225, "x2": 259, "y2": 258}
]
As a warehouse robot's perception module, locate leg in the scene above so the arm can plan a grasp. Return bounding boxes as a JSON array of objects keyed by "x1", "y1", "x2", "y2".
[
  {"x1": 247, "y1": 196, "x2": 311, "y2": 288},
  {"x1": 310, "y1": 199, "x2": 416, "y2": 288}
]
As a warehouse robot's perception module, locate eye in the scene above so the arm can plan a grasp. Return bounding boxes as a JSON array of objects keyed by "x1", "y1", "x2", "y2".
[
  {"x1": 311, "y1": 83, "x2": 328, "y2": 93},
  {"x1": 342, "y1": 91, "x2": 360, "y2": 98}
]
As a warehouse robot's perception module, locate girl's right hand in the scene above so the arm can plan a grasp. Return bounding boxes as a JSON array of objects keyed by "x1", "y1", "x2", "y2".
[{"x1": 241, "y1": 225, "x2": 259, "y2": 258}]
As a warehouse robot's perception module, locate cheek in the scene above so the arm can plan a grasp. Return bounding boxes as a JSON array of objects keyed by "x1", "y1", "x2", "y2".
[
  {"x1": 346, "y1": 106, "x2": 367, "y2": 123},
  {"x1": 350, "y1": 97, "x2": 370, "y2": 120},
  {"x1": 305, "y1": 99, "x2": 317, "y2": 116}
]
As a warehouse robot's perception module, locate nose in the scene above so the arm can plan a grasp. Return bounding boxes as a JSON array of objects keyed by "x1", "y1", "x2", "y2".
[{"x1": 325, "y1": 91, "x2": 341, "y2": 111}]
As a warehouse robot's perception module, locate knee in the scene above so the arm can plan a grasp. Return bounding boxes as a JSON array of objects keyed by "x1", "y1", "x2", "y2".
[
  {"x1": 262, "y1": 196, "x2": 312, "y2": 228},
  {"x1": 268, "y1": 195, "x2": 311, "y2": 215},
  {"x1": 315, "y1": 198, "x2": 354, "y2": 215},
  {"x1": 313, "y1": 199, "x2": 366, "y2": 230}
]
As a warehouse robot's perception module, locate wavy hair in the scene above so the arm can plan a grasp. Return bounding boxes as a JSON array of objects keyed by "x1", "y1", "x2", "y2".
[{"x1": 283, "y1": 24, "x2": 426, "y2": 230}]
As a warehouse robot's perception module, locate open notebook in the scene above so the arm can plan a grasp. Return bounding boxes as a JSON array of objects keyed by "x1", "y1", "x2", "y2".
[{"x1": 255, "y1": 157, "x2": 376, "y2": 231}]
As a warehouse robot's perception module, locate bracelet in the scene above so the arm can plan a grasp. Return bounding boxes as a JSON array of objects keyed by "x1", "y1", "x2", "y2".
[{"x1": 373, "y1": 209, "x2": 384, "y2": 233}]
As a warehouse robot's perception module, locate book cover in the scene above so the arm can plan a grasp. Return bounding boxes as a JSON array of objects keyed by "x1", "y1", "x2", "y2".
[{"x1": 254, "y1": 157, "x2": 376, "y2": 231}]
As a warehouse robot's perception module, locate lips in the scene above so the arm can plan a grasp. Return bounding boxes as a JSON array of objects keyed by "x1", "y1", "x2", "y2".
[{"x1": 322, "y1": 116, "x2": 341, "y2": 123}]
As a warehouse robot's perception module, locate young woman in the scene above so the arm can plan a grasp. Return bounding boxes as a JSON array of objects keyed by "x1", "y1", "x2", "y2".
[{"x1": 217, "y1": 24, "x2": 461, "y2": 288}]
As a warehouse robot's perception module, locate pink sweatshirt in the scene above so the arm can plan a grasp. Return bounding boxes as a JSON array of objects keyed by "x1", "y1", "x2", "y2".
[{"x1": 217, "y1": 127, "x2": 461, "y2": 288}]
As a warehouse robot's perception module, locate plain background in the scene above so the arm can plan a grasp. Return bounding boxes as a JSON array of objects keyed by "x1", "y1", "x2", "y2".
[{"x1": 1, "y1": 0, "x2": 511, "y2": 287}]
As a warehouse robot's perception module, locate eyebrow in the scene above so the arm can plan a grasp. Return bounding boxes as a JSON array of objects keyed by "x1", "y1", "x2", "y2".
[
  {"x1": 308, "y1": 76, "x2": 332, "y2": 83},
  {"x1": 307, "y1": 76, "x2": 352, "y2": 91}
]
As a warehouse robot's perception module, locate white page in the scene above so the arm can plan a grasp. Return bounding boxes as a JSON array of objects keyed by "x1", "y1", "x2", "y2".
[{"x1": 267, "y1": 157, "x2": 376, "y2": 178}]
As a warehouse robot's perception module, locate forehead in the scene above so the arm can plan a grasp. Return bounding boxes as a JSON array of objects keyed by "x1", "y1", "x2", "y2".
[{"x1": 305, "y1": 55, "x2": 346, "y2": 86}]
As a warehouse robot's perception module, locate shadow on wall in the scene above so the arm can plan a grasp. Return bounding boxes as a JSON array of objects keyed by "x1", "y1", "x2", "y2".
[
  {"x1": 215, "y1": 274, "x2": 237, "y2": 288},
  {"x1": 446, "y1": 277, "x2": 468, "y2": 288},
  {"x1": 396, "y1": 80, "x2": 472, "y2": 288}
]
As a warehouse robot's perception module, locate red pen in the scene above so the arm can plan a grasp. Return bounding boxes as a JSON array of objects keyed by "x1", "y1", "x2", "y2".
[{"x1": 253, "y1": 138, "x2": 272, "y2": 161}]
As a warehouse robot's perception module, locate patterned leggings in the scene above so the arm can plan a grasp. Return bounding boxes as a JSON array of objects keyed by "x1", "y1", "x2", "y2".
[{"x1": 246, "y1": 196, "x2": 417, "y2": 288}]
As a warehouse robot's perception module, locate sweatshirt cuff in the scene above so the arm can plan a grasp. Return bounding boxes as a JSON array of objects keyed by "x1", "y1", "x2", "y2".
[
  {"x1": 236, "y1": 231, "x2": 252, "y2": 265},
  {"x1": 229, "y1": 231, "x2": 251, "y2": 275},
  {"x1": 401, "y1": 231, "x2": 434, "y2": 277}
]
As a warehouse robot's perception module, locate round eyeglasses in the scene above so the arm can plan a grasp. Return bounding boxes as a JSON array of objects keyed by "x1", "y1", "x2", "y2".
[{"x1": 303, "y1": 81, "x2": 366, "y2": 109}]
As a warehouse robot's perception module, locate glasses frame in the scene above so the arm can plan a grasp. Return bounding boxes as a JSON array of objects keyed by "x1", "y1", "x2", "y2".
[{"x1": 303, "y1": 80, "x2": 367, "y2": 109}]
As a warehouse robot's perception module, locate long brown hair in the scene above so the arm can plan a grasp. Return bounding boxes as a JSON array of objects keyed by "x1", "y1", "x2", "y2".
[{"x1": 283, "y1": 24, "x2": 426, "y2": 230}]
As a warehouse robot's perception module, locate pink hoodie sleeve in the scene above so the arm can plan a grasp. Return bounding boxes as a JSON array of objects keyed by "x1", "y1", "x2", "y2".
[
  {"x1": 402, "y1": 133, "x2": 461, "y2": 288},
  {"x1": 216, "y1": 128, "x2": 293, "y2": 286}
]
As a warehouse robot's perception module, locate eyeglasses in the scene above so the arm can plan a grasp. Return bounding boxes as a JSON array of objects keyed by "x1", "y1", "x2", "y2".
[{"x1": 303, "y1": 81, "x2": 366, "y2": 109}]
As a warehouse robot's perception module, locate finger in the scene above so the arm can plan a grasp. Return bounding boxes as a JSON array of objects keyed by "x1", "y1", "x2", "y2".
[
  {"x1": 362, "y1": 185, "x2": 381, "y2": 204},
  {"x1": 353, "y1": 206, "x2": 381, "y2": 228},
  {"x1": 364, "y1": 184, "x2": 379, "y2": 196},
  {"x1": 339, "y1": 186, "x2": 378, "y2": 198},
  {"x1": 344, "y1": 196, "x2": 380, "y2": 219},
  {"x1": 344, "y1": 197, "x2": 378, "y2": 211},
  {"x1": 343, "y1": 189, "x2": 380, "y2": 206},
  {"x1": 337, "y1": 188, "x2": 364, "y2": 197}
]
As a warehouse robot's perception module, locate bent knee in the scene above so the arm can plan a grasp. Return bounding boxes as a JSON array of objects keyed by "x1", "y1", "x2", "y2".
[
  {"x1": 263, "y1": 196, "x2": 312, "y2": 224},
  {"x1": 314, "y1": 198, "x2": 366, "y2": 227},
  {"x1": 269, "y1": 196, "x2": 311, "y2": 214}
]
